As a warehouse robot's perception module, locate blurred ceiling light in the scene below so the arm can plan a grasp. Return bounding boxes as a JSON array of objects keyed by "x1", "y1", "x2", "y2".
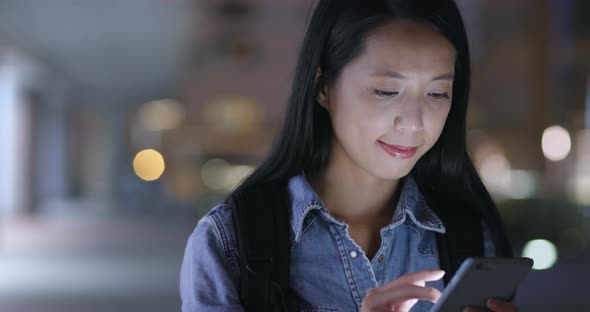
[
  {"x1": 137, "y1": 98, "x2": 185, "y2": 131},
  {"x1": 541, "y1": 125, "x2": 571, "y2": 161},
  {"x1": 522, "y1": 239, "x2": 558, "y2": 270},
  {"x1": 203, "y1": 96, "x2": 260, "y2": 133},
  {"x1": 133, "y1": 149, "x2": 166, "y2": 181}
]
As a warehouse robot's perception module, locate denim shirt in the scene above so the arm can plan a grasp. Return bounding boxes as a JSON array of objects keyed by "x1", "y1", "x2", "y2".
[{"x1": 180, "y1": 174, "x2": 496, "y2": 312}]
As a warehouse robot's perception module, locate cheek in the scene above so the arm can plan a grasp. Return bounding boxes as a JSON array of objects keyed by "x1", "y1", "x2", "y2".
[
  {"x1": 329, "y1": 96, "x2": 387, "y2": 142},
  {"x1": 423, "y1": 106, "x2": 451, "y2": 145}
]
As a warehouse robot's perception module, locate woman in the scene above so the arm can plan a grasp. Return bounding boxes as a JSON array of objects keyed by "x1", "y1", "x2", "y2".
[{"x1": 181, "y1": 0, "x2": 518, "y2": 311}]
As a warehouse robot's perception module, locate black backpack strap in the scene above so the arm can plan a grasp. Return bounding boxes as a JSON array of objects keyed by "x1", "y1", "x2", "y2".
[
  {"x1": 230, "y1": 182, "x2": 300, "y2": 312},
  {"x1": 435, "y1": 213, "x2": 484, "y2": 286}
]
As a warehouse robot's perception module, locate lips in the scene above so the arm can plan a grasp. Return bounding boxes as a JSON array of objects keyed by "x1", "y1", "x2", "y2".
[{"x1": 378, "y1": 141, "x2": 418, "y2": 159}]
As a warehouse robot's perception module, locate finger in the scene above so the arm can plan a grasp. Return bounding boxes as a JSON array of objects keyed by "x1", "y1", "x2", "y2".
[
  {"x1": 370, "y1": 284, "x2": 442, "y2": 307},
  {"x1": 487, "y1": 298, "x2": 519, "y2": 312},
  {"x1": 393, "y1": 298, "x2": 417, "y2": 312},
  {"x1": 382, "y1": 270, "x2": 445, "y2": 290}
]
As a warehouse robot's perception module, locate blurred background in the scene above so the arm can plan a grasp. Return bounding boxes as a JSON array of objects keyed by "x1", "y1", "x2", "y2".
[{"x1": 0, "y1": 0, "x2": 587, "y2": 311}]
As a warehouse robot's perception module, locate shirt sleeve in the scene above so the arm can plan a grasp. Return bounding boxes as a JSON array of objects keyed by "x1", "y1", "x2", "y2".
[
  {"x1": 180, "y1": 206, "x2": 244, "y2": 312},
  {"x1": 481, "y1": 220, "x2": 497, "y2": 257}
]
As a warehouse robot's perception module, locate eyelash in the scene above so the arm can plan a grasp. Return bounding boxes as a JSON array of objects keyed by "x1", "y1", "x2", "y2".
[
  {"x1": 372, "y1": 89, "x2": 450, "y2": 100},
  {"x1": 372, "y1": 89, "x2": 398, "y2": 99},
  {"x1": 428, "y1": 92, "x2": 450, "y2": 100}
]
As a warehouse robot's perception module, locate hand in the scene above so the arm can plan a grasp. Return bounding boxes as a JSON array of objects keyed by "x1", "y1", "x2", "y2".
[
  {"x1": 360, "y1": 269, "x2": 445, "y2": 312},
  {"x1": 463, "y1": 298, "x2": 520, "y2": 312}
]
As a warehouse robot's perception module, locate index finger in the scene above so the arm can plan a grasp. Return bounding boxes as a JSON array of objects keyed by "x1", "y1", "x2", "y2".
[{"x1": 382, "y1": 269, "x2": 445, "y2": 290}]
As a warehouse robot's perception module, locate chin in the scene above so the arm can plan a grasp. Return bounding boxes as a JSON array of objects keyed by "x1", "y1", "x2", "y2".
[{"x1": 369, "y1": 164, "x2": 413, "y2": 180}]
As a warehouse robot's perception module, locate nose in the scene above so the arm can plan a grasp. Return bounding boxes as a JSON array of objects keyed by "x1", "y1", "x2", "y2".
[{"x1": 393, "y1": 101, "x2": 424, "y2": 132}]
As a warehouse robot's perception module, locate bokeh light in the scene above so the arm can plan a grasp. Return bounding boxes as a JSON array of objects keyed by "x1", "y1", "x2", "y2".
[
  {"x1": 522, "y1": 239, "x2": 558, "y2": 270},
  {"x1": 202, "y1": 96, "x2": 261, "y2": 133},
  {"x1": 133, "y1": 149, "x2": 166, "y2": 181},
  {"x1": 570, "y1": 175, "x2": 590, "y2": 206},
  {"x1": 201, "y1": 158, "x2": 231, "y2": 190},
  {"x1": 200, "y1": 158, "x2": 254, "y2": 192},
  {"x1": 541, "y1": 126, "x2": 571, "y2": 161},
  {"x1": 507, "y1": 170, "x2": 537, "y2": 199},
  {"x1": 569, "y1": 130, "x2": 590, "y2": 206},
  {"x1": 137, "y1": 99, "x2": 185, "y2": 132},
  {"x1": 225, "y1": 165, "x2": 255, "y2": 191},
  {"x1": 479, "y1": 152, "x2": 511, "y2": 197}
]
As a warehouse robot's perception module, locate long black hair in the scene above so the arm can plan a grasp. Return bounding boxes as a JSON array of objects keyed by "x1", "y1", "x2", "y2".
[{"x1": 227, "y1": 0, "x2": 513, "y2": 257}]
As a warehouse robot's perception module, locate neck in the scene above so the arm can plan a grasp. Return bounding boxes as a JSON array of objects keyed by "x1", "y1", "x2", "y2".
[{"x1": 309, "y1": 146, "x2": 402, "y2": 224}]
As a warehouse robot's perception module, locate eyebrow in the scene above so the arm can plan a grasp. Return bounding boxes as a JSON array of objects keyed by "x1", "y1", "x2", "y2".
[{"x1": 371, "y1": 70, "x2": 455, "y2": 81}]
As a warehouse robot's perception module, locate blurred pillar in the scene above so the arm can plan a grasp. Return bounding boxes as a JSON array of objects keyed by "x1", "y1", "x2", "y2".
[
  {"x1": 33, "y1": 81, "x2": 70, "y2": 214},
  {"x1": 0, "y1": 48, "x2": 45, "y2": 217},
  {"x1": 0, "y1": 56, "x2": 22, "y2": 217},
  {"x1": 68, "y1": 100, "x2": 118, "y2": 210}
]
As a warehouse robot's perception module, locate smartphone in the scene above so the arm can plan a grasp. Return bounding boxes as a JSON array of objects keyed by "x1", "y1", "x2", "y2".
[{"x1": 430, "y1": 257, "x2": 534, "y2": 312}]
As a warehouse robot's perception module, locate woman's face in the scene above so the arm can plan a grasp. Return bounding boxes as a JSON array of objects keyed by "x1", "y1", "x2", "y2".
[{"x1": 318, "y1": 19, "x2": 456, "y2": 180}]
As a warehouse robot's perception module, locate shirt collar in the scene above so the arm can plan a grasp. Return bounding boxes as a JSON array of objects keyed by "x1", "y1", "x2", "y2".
[{"x1": 287, "y1": 173, "x2": 446, "y2": 243}]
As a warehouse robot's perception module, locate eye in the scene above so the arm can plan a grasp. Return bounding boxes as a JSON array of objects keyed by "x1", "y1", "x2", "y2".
[
  {"x1": 428, "y1": 92, "x2": 450, "y2": 100},
  {"x1": 373, "y1": 89, "x2": 399, "y2": 99}
]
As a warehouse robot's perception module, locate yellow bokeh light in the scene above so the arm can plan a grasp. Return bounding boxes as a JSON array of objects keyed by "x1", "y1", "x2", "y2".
[{"x1": 133, "y1": 149, "x2": 165, "y2": 181}]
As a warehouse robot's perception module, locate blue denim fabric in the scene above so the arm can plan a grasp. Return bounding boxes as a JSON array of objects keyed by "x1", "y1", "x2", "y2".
[{"x1": 180, "y1": 174, "x2": 496, "y2": 311}]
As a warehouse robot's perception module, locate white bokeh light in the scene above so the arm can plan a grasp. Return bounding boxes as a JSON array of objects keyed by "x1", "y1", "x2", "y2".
[
  {"x1": 541, "y1": 126, "x2": 571, "y2": 161},
  {"x1": 507, "y1": 170, "x2": 537, "y2": 199},
  {"x1": 522, "y1": 239, "x2": 558, "y2": 270},
  {"x1": 200, "y1": 159, "x2": 254, "y2": 192},
  {"x1": 137, "y1": 98, "x2": 185, "y2": 131},
  {"x1": 479, "y1": 152, "x2": 511, "y2": 195},
  {"x1": 201, "y1": 158, "x2": 231, "y2": 190}
]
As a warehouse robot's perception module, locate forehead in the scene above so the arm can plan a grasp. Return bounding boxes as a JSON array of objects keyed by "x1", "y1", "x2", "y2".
[{"x1": 352, "y1": 19, "x2": 456, "y2": 75}]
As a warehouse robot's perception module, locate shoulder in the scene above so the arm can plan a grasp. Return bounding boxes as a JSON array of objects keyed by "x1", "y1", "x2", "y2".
[
  {"x1": 180, "y1": 203, "x2": 243, "y2": 308},
  {"x1": 185, "y1": 203, "x2": 240, "y2": 277},
  {"x1": 190, "y1": 203, "x2": 239, "y2": 254}
]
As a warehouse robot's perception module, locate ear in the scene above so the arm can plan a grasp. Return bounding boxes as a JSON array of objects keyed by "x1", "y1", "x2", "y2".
[{"x1": 315, "y1": 68, "x2": 330, "y2": 111}]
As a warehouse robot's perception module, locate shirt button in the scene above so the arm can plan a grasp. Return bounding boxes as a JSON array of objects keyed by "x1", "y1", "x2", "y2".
[
  {"x1": 350, "y1": 250, "x2": 358, "y2": 258},
  {"x1": 378, "y1": 255, "x2": 385, "y2": 263}
]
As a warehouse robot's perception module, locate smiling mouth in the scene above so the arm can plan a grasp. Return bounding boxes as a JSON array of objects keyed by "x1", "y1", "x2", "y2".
[{"x1": 378, "y1": 141, "x2": 418, "y2": 159}]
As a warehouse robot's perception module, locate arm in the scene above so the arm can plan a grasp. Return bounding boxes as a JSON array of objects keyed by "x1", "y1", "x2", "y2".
[{"x1": 180, "y1": 207, "x2": 244, "y2": 312}]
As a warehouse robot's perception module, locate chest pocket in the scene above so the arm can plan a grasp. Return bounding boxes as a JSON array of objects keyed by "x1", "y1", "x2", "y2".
[{"x1": 417, "y1": 229, "x2": 438, "y2": 257}]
